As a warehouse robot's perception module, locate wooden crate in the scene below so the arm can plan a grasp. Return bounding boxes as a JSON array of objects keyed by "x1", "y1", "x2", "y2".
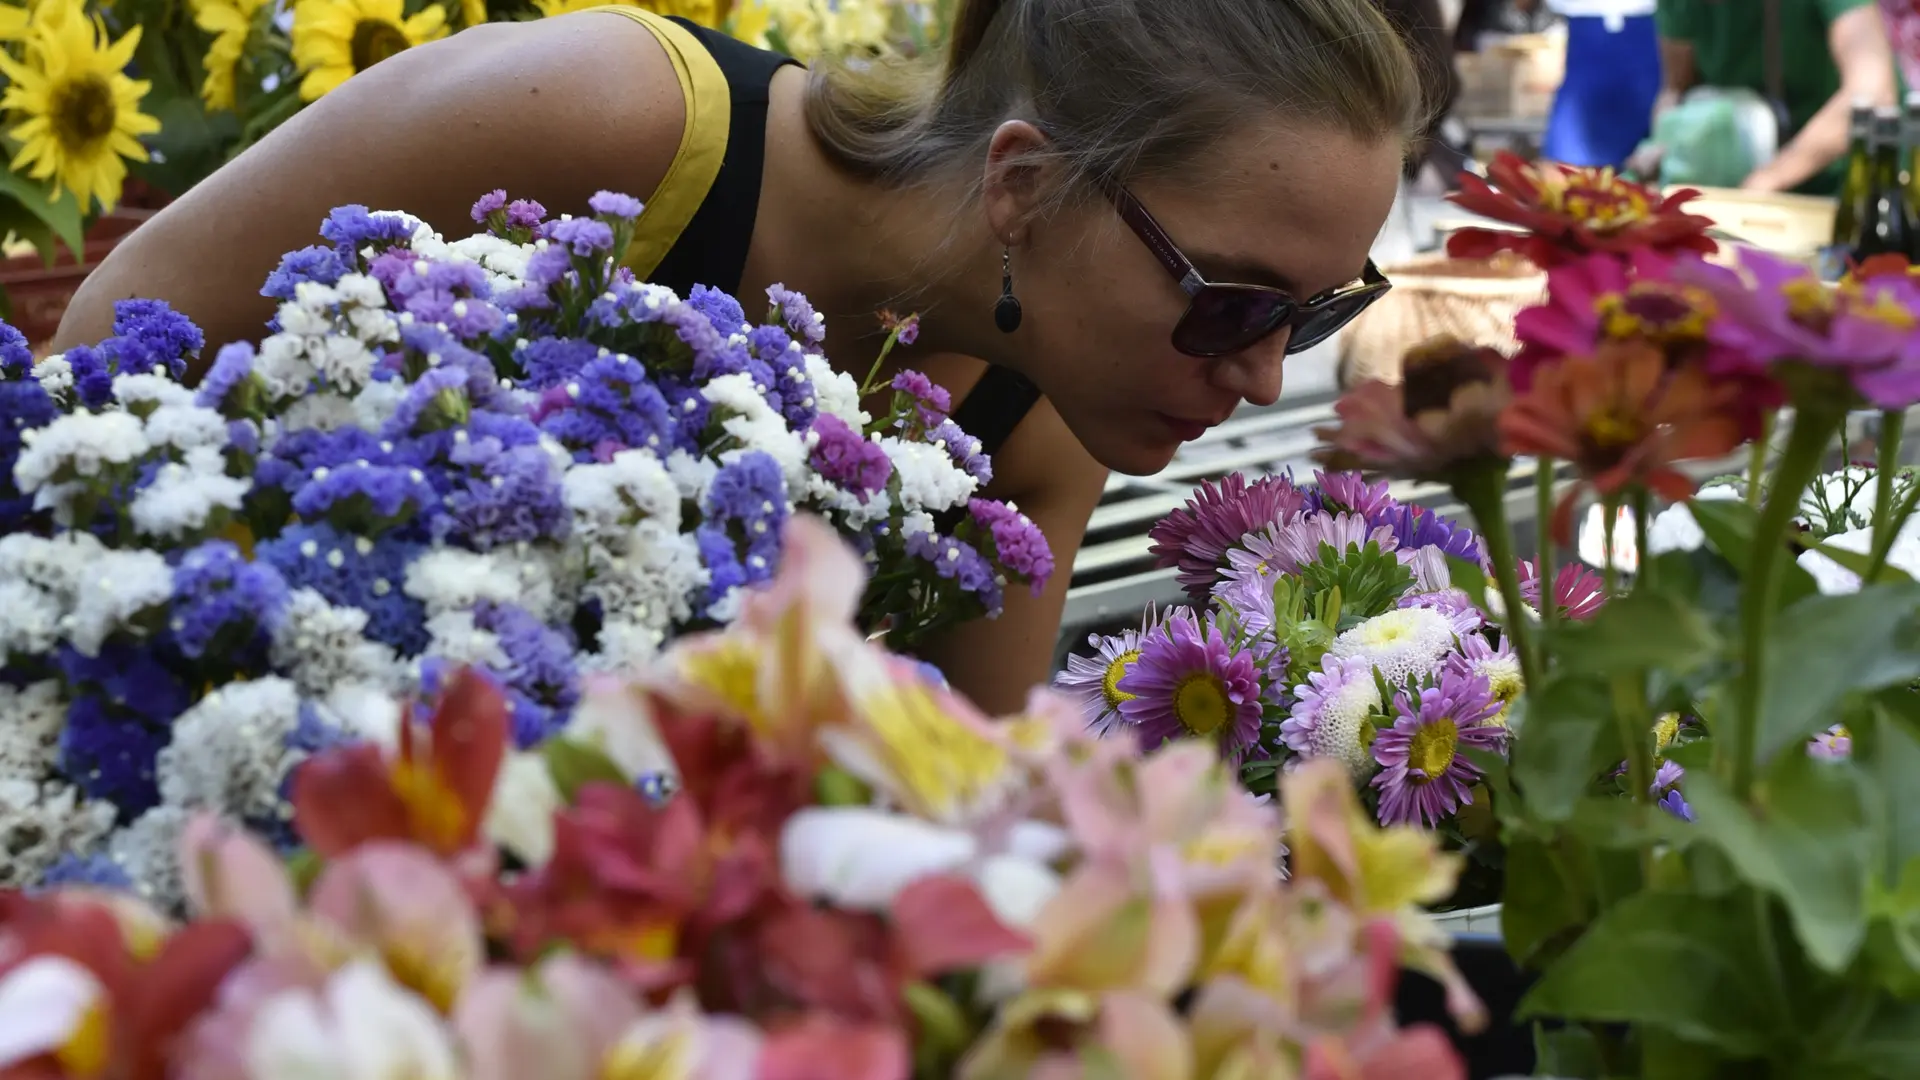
[
  {"x1": 1455, "y1": 33, "x2": 1566, "y2": 121},
  {"x1": 1668, "y1": 185, "x2": 1836, "y2": 261}
]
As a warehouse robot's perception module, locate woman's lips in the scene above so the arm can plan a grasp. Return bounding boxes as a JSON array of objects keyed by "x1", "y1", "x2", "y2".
[{"x1": 1155, "y1": 413, "x2": 1214, "y2": 442}]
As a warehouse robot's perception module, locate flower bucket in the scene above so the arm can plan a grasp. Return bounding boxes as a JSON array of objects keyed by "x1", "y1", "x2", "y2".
[
  {"x1": 0, "y1": 208, "x2": 153, "y2": 346},
  {"x1": 1432, "y1": 902, "x2": 1504, "y2": 937},
  {"x1": 1335, "y1": 252, "x2": 1546, "y2": 389}
]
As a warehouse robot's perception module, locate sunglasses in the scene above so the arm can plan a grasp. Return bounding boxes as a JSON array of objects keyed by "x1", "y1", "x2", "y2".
[{"x1": 1101, "y1": 180, "x2": 1392, "y2": 358}]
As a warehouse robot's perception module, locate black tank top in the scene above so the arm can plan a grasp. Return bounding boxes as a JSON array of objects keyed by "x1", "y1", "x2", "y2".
[{"x1": 649, "y1": 20, "x2": 1042, "y2": 463}]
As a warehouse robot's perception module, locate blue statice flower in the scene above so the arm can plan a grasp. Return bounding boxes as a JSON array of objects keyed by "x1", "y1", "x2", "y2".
[
  {"x1": 170, "y1": 541, "x2": 290, "y2": 664},
  {"x1": 704, "y1": 452, "x2": 789, "y2": 565},
  {"x1": 905, "y1": 528, "x2": 1002, "y2": 613},
  {"x1": 435, "y1": 439, "x2": 569, "y2": 550},
  {"x1": 35, "y1": 852, "x2": 133, "y2": 892},
  {"x1": 382, "y1": 365, "x2": 472, "y2": 438},
  {"x1": 537, "y1": 354, "x2": 678, "y2": 458},
  {"x1": 262, "y1": 244, "x2": 350, "y2": 301},
  {"x1": 930, "y1": 419, "x2": 993, "y2": 485},
  {"x1": 767, "y1": 283, "x2": 825, "y2": 345},
  {"x1": 396, "y1": 323, "x2": 512, "y2": 412},
  {"x1": 111, "y1": 299, "x2": 203, "y2": 375},
  {"x1": 0, "y1": 377, "x2": 56, "y2": 530},
  {"x1": 0, "y1": 320, "x2": 32, "y2": 375},
  {"x1": 320, "y1": 205, "x2": 417, "y2": 260},
  {"x1": 545, "y1": 218, "x2": 615, "y2": 257},
  {"x1": 64, "y1": 344, "x2": 115, "y2": 409},
  {"x1": 373, "y1": 256, "x2": 502, "y2": 339},
  {"x1": 687, "y1": 284, "x2": 747, "y2": 335},
  {"x1": 290, "y1": 461, "x2": 439, "y2": 532},
  {"x1": 589, "y1": 191, "x2": 645, "y2": 221},
  {"x1": 59, "y1": 694, "x2": 173, "y2": 817},
  {"x1": 196, "y1": 342, "x2": 261, "y2": 412},
  {"x1": 1368, "y1": 503, "x2": 1483, "y2": 563},
  {"x1": 471, "y1": 601, "x2": 578, "y2": 746},
  {"x1": 257, "y1": 522, "x2": 428, "y2": 653},
  {"x1": 695, "y1": 523, "x2": 749, "y2": 607},
  {"x1": 516, "y1": 337, "x2": 601, "y2": 388},
  {"x1": 254, "y1": 425, "x2": 391, "y2": 498}
]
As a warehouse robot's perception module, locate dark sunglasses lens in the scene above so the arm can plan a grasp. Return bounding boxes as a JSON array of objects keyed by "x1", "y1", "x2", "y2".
[
  {"x1": 1286, "y1": 288, "x2": 1386, "y2": 353},
  {"x1": 1172, "y1": 286, "x2": 1291, "y2": 356}
]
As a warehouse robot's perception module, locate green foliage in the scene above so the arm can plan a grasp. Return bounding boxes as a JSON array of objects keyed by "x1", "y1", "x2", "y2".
[{"x1": 1298, "y1": 540, "x2": 1413, "y2": 626}]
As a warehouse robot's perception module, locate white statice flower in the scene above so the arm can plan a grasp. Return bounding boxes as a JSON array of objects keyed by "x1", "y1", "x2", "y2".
[
  {"x1": 65, "y1": 548, "x2": 173, "y2": 657},
  {"x1": 1647, "y1": 484, "x2": 1742, "y2": 555},
  {"x1": 441, "y1": 231, "x2": 535, "y2": 290},
  {"x1": 562, "y1": 448, "x2": 682, "y2": 539},
  {"x1": 0, "y1": 532, "x2": 105, "y2": 597},
  {"x1": 663, "y1": 447, "x2": 718, "y2": 502},
  {"x1": 405, "y1": 547, "x2": 562, "y2": 622},
  {"x1": 156, "y1": 678, "x2": 307, "y2": 823},
  {"x1": 271, "y1": 587, "x2": 404, "y2": 698},
  {"x1": 803, "y1": 350, "x2": 867, "y2": 426},
  {"x1": 899, "y1": 509, "x2": 936, "y2": 538},
  {"x1": 316, "y1": 682, "x2": 406, "y2": 747},
  {"x1": 1328, "y1": 606, "x2": 1457, "y2": 684},
  {"x1": 484, "y1": 751, "x2": 562, "y2": 867},
  {"x1": 108, "y1": 805, "x2": 192, "y2": 911},
  {"x1": 277, "y1": 391, "x2": 363, "y2": 433},
  {"x1": 421, "y1": 610, "x2": 509, "y2": 671},
  {"x1": 30, "y1": 354, "x2": 72, "y2": 400},
  {"x1": 109, "y1": 372, "x2": 195, "y2": 410},
  {"x1": 352, "y1": 379, "x2": 407, "y2": 431},
  {"x1": 0, "y1": 778, "x2": 116, "y2": 889},
  {"x1": 0, "y1": 579, "x2": 64, "y2": 660},
  {"x1": 141, "y1": 402, "x2": 231, "y2": 452},
  {"x1": 13, "y1": 410, "x2": 150, "y2": 495},
  {"x1": 0, "y1": 681, "x2": 63, "y2": 779},
  {"x1": 580, "y1": 617, "x2": 663, "y2": 675},
  {"x1": 576, "y1": 521, "x2": 709, "y2": 634},
  {"x1": 879, "y1": 436, "x2": 978, "y2": 514},
  {"x1": 252, "y1": 333, "x2": 319, "y2": 401},
  {"x1": 702, "y1": 372, "x2": 809, "y2": 488},
  {"x1": 1796, "y1": 518, "x2": 1920, "y2": 595},
  {"x1": 130, "y1": 446, "x2": 250, "y2": 541}
]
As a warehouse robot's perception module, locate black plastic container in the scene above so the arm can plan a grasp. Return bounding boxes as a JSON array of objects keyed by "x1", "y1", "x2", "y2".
[{"x1": 1395, "y1": 932, "x2": 1538, "y2": 1079}]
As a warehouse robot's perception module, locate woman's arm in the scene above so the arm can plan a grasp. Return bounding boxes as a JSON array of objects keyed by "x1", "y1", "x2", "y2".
[
  {"x1": 918, "y1": 398, "x2": 1108, "y2": 717},
  {"x1": 1742, "y1": 5, "x2": 1897, "y2": 192},
  {"x1": 53, "y1": 13, "x2": 688, "y2": 362}
]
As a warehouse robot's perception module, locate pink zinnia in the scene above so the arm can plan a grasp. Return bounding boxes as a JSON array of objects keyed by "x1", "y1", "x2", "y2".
[
  {"x1": 1513, "y1": 249, "x2": 1747, "y2": 389},
  {"x1": 1149, "y1": 472, "x2": 1307, "y2": 601},
  {"x1": 1519, "y1": 559, "x2": 1608, "y2": 620},
  {"x1": 1117, "y1": 608, "x2": 1262, "y2": 761},
  {"x1": 1371, "y1": 668, "x2": 1507, "y2": 828}
]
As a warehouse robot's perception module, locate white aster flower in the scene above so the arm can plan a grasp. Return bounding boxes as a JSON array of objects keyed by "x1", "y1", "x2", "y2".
[
  {"x1": 1280, "y1": 654, "x2": 1383, "y2": 774},
  {"x1": 1328, "y1": 606, "x2": 1456, "y2": 685},
  {"x1": 352, "y1": 379, "x2": 407, "y2": 431},
  {"x1": 663, "y1": 448, "x2": 719, "y2": 502},
  {"x1": 156, "y1": 678, "x2": 307, "y2": 822},
  {"x1": 579, "y1": 618, "x2": 662, "y2": 675},
  {"x1": 1795, "y1": 520, "x2": 1920, "y2": 595}
]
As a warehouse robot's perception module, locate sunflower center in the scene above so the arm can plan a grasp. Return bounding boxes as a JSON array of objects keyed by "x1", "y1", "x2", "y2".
[
  {"x1": 1101, "y1": 649, "x2": 1140, "y2": 709},
  {"x1": 1172, "y1": 672, "x2": 1231, "y2": 736},
  {"x1": 1406, "y1": 717, "x2": 1459, "y2": 780},
  {"x1": 351, "y1": 18, "x2": 414, "y2": 73},
  {"x1": 50, "y1": 73, "x2": 117, "y2": 152}
]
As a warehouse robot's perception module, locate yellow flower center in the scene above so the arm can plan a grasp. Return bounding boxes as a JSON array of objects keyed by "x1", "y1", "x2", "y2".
[
  {"x1": 678, "y1": 639, "x2": 766, "y2": 733},
  {"x1": 1173, "y1": 672, "x2": 1232, "y2": 736},
  {"x1": 50, "y1": 71, "x2": 116, "y2": 153},
  {"x1": 1782, "y1": 278, "x2": 1836, "y2": 329},
  {"x1": 1848, "y1": 289, "x2": 1919, "y2": 331},
  {"x1": 1540, "y1": 169, "x2": 1650, "y2": 229},
  {"x1": 1100, "y1": 650, "x2": 1139, "y2": 710},
  {"x1": 389, "y1": 756, "x2": 467, "y2": 852},
  {"x1": 1583, "y1": 408, "x2": 1644, "y2": 451},
  {"x1": 1652, "y1": 713, "x2": 1681, "y2": 754},
  {"x1": 350, "y1": 18, "x2": 412, "y2": 72},
  {"x1": 55, "y1": 998, "x2": 111, "y2": 1079},
  {"x1": 1595, "y1": 284, "x2": 1714, "y2": 342},
  {"x1": 1406, "y1": 717, "x2": 1459, "y2": 781},
  {"x1": 382, "y1": 941, "x2": 464, "y2": 1015},
  {"x1": 1485, "y1": 665, "x2": 1524, "y2": 726}
]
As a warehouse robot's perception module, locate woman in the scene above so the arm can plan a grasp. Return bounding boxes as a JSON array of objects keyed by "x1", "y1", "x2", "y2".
[
  {"x1": 53, "y1": 0, "x2": 1418, "y2": 713},
  {"x1": 1542, "y1": 0, "x2": 1662, "y2": 169}
]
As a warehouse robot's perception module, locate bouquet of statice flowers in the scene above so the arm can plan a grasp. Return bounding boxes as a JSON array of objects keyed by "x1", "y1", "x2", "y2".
[
  {"x1": 0, "y1": 518, "x2": 1478, "y2": 1080},
  {"x1": 0, "y1": 189, "x2": 1051, "y2": 891},
  {"x1": 1057, "y1": 469, "x2": 1609, "y2": 840}
]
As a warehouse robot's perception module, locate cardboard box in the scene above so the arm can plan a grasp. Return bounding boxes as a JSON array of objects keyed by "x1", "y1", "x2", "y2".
[{"x1": 1455, "y1": 33, "x2": 1566, "y2": 120}]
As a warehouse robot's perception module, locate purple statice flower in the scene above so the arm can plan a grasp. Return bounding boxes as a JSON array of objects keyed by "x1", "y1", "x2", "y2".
[
  {"x1": 1808, "y1": 725, "x2": 1853, "y2": 759},
  {"x1": 1310, "y1": 471, "x2": 1395, "y2": 517},
  {"x1": 703, "y1": 451, "x2": 790, "y2": 548},
  {"x1": 696, "y1": 523, "x2": 750, "y2": 605},
  {"x1": 1651, "y1": 759, "x2": 1694, "y2": 822},
  {"x1": 687, "y1": 284, "x2": 748, "y2": 336},
  {"x1": 1369, "y1": 503, "x2": 1484, "y2": 563},
  {"x1": 505, "y1": 199, "x2": 546, "y2": 231},
  {"x1": 931, "y1": 419, "x2": 993, "y2": 485},
  {"x1": 589, "y1": 191, "x2": 645, "y2": 221},
  {"x1": 1117, "y1": 608, "x2": 1262, "y2": 760},
  {"x1": 113, "y1": 298, "x2": 203, "y2": 360},
  {"x1": 435, "y1": 442, "x2": 569, "y2": 549},
  {"x1": 257, "y1": 522, "x2": 428, "y2": 653},
  {"x1": 396, "y1": 323, "x2": 511, "y2": 412},
  {"x1": 808, "y1": 412, "x2": 890, "y2": 498},
  {"x1": 517, "y1": 337, "x2": 602, "y2": 389},
  {"x1": 1054, "y1": 619, "x2": 1150, "y2": 736},
  {"x1": 1, "y1": 377, "x2": 55, "y2": 530},
  {"x1": 35, "y1": 853, "x2": 134, "y2": 893},
  {"x1": 471, "y1": 190, "x2": 508, "y2": 223},
  {"x1": 0, "y1": 320, "x2": 32, "y2": 376},
  {"x1": 382, "y1": 366, "x2": 472, "y2": 439},
  {"x1": 1281, "y1": 653, "x2": 1382, "y2": 774},
  {"x1": 538, "y1": 354, "x2": 679, "y2": 459},
  {"x1": 521, "y1": 244, "x2": 576, "y2": 293},
  {"x1": 472, "y1": 601, "x2": 579, "y2": 746},
  {"x1": 290, "y1": 461, "x2": 439, "y2": 529},
  {"x1": 253, "y1": 426, "x2": 391, "y2": 497},
  {"x1": 64, "y1": 344, "x2": 114, "y2": 409},
  {"x1": 1371, "y1": 667, "x2": 1507, "y2": 827},
  {"x1": 1149, "y1": 472, "x2": 1309, "y2": 602},
  {"x1": 890, "y1": 370, "x2": 951, "y2": 426},
  {"x1": 169, "y1": 541, "x2": 290, "y2": 662},
  {"x1": 196, "y1": 343, "x2": 260, "y2": 412},
  {"x1": 262, "y1": 245, "x2": 351, "y2": 302},
  {"x1": 767, "y1": 283, "x2": 825, "y2": 345},
  {"x1": 969, "y1": 498, "x2": 1054, "y2": 594},
  {"x1": 544, "y1": 218, "x2": 616, "y2": 257},
  {"x1": 905, "y1": 528, "x2": 1002, "y2": 614},
  {"x1": 320, "y1": 205, "x2": 417, "y2": 260},
  {"x1": 381, "y1": 260, "x2": 502, "y2": 339}
]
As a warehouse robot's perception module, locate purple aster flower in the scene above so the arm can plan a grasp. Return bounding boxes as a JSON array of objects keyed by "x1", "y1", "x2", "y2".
[
  {"x1": 1281, "y1": 653, "x2": 1383, "y2": 774},
  {"x1": 1246, "y1": 510, "x2": 1400, "y2": 581},
  {"x1": 589, "y1": 191, "x2": 645, "y2": 221},
  {"x1": 687, "y1": 284, "x2": 749, "y2": 336},
  {"x1": 1310, "y1": 471, "x2": 1396, "y2": 517},
  {"x1": 320, "y1": 205, "x2": 417, "y2": 260},
  {"x1": 471, "y1": 189, "x2": 508, "y2": 223},
  {"x1": 969, "y1": 497, "x2": 1054, "y2": 594},
  {"x1": 1370, "y1": 666, "x2": 1507, "y2": 827},
  {"x1": 1054, "y1": 617, "x2": 1151, "y2": 736},
  {"x1": 35, "y1": 853, "x2": 134, "y2": 893},
  {"x1": 1399, "y1": 587, "x2": 1486, "y2": 636},
  {"x1": 905, "y1": 528, "x2": 1003, "y2": 613},
  {"x1": 1149, "y1": 472, "x2": 1309, "y2": 602},
  {"x1": 931, "y1": 419, "x2": 993, "y2": 484},
  {"x1": 1651, "y1": 759, "x2": 1694, "y2": 821},
  {"x1": 1808, "y1": 725, "x2": 1853, "y2": 760},
  {"x1": 262, "y1": 245, "x2": 350, "y2": 302},
  {"x1": 1212, "y1": 573, "x2": 1278, "y2": 637},
  {"x1": 387, "y1": 263, "x2": 502, "y2": 339},
  {"x1": 1520, "y1": 559, "x2": 1609, "y2": 621},
  {"x1": 544, "y1": 218, "x2": 616, "y2": 257},
  {"x1": 1369, "y1": 502, "x2": 1484, "y2": 563},
  {"x1": 1448, "y1": 631, "x2": 1523, "y2": 724},
  {"x1": 809, "y1": 412, "x2": 891, "y2": 498},
  {"x1": 767, "y1": 283, "x2": 825, "y2": 344},
  {"x1": 257, "y1": 522, "x2": 428, "y2": 653},
  {"x1": 0, "y1": 320, "x2": 32, "y2": 376},
  {"x1": 1116, "y1": 608, "x2": 1262, "y2": 760},
  {"x1": 169, "y1": 541, "x2": 290, "y2": 662}
]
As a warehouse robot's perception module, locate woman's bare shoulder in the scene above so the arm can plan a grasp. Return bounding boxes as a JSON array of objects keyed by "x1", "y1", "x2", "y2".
[{"x1": 55, "y1": 13, "x2": 690, "y2": 354}]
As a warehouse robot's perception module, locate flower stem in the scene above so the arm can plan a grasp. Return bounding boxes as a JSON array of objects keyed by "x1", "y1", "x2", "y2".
[
  {"x1": 1602, "y1": 495, "x2": 1619, "y2": 598},
  {"x1": 1455, "y1": 463, "x2": 1541, "y2": 694},
  {"x1": 1535, "y1": 460, "x2": 1559, "y2": 652},
  {"x1": 1730, "y1": 404, "x2": 1845, "y2": 796},
  {"x1": 1871, "y1": 410, "x2": 1902, "y2": 563},
  {"x1": 1747, "y1": 412, "x2": 1775, "y2": 510},
  {"x1": 1610, "y1": 670, "x2": 1655, "y2": 882},
  {"x1": 1633, "y1": 486, "x2": 1653, "y2": 594}
]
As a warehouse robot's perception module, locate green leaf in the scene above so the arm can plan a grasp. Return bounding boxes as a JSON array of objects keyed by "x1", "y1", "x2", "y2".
[
  {"x1": 1299, "y1": 540, "x2": 1414, "y2": 624},
  {"x1": 1566, "y1": 796, "x2": 1693, "y2": 850},
  {"x1": 1868, "y1": 704, "x2": 1920, "y2": 878},
  {"x1": 1684, "y1": 755, "x2": 1877, "y2": 972},
  {"x1": 1548, "y1": 589, "x2": 1722, "y2": 678},
  {"x1": 1517, "y1": 891, "x2": 1777, "y2": 1054},
  {"x1": 1688, "y1": 497, "x2": 1819, "y2": 606},
  {"x1": 1807, "y1": 540, "x2": 1916, "y2": 586},
  {"x1": 1532, "y1": 1027, "x2": 1607, "y2": 1079},
  {"x1": 1445, "y1": 553, "x2": 1488, "y2": 604},
  {"x1": 0, "y1": 170, "x2": 85, "y2": 264},
  {"x1": 1844, "y1": 999, "x2": 1920, "y2": 1078},
  {"x1": 540, "y1": 737, "x2": 628, "y2": 803},
  {"x1": 1500, "y1": 834, "x2": 1591, "y2": 967},
  {"x1": 1755, "y1": 585, "x2": 1920, "y2": 765},
  {"x1": 1510, "y1": 675, "x2": 1615, "y2": 822}
]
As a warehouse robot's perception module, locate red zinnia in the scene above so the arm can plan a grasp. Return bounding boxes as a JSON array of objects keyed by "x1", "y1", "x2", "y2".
[{"x1": 1448, "y1": 153, "x2": 1718, "y2": 269}]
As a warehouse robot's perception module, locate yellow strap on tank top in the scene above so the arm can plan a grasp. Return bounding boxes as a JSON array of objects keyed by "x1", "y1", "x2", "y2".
[{"x1": 588, "y1": 5, "x2": 731, "y2": 280}]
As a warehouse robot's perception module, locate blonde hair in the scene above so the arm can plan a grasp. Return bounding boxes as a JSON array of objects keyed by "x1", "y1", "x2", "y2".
[{"x1": 804, "y1": 0, "x2": 1424, "y2": 203}]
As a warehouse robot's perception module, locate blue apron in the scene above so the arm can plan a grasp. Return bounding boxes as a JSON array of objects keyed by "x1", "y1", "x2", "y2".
[{"x1": 1542, "y1": 14, "x2": 1664, "y2": 168}]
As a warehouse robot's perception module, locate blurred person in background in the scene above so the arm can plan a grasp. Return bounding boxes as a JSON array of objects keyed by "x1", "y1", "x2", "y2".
[
  {"x1": 1375, "y1": 0, "x2": 1473, "y2": 180},
  {"x1": 1542, "y1": 1, "x2": 1664, "y2": 168},
  {"x1": 1455, "y1": 0, "x2": 1556, "y2": 50},
  {"x1": 1643, "y1": 0, "x2": 1896, "y2": 194},
  {"x1": 1885, "y1": 0, "x2": 1920, "y2": 89}
]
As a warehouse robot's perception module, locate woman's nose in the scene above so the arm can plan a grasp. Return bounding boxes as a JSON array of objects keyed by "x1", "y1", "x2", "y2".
[{"x1": 1207, "y1": 329, "x2": 1290, "y2": 406}]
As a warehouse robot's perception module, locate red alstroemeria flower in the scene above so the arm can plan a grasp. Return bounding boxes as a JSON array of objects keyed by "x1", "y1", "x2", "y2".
[
  {"x1": 1448, "y1": 153, "x2": 1718, "y2": 269},
  {"x1": 1846, "y1": 252, "x2": 1920, "y2": 283},
  {"x1": 0, "y1": 893, "x2": 252, "y2": 1080},
  {"x1": 291, "y1": 667, "x2": 509, "y2": 860}
]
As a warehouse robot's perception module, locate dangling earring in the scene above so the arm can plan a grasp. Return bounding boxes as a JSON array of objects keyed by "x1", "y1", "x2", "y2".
[{"x1": 993, "y1": 246, "x2": 1023, "y2": 334}]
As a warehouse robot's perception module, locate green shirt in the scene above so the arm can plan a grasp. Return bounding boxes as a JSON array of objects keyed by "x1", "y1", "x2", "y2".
[{"x1": 1654, "y1": 0, "x2": 1878, "y2": 194}]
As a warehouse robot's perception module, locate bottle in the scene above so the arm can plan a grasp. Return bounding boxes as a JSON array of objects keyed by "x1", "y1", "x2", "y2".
[
  {"x1": 1906, "y1": 91, "x2": 1920, "y2": 254},
  {"x1": 1834, "y1": 98, "x2": 1875, "y2": 253},
  {"x1": 1852, "y1": 108, "x2": 1915, "y2": 263}
]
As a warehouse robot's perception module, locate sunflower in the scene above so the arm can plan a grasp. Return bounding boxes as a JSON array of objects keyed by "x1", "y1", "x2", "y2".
[
  {"x1": 290, "y1": 0, "x2": 449, "y2": 101},
  {"x1": 532, "y1": 0, "x2": 720, "y2": 27},
  {"x1": 0, "y1": 2, "x2": 159, "y2": 214},
  {"x1": 194, "y1": 0, "x2": 268, "y2": 111}
]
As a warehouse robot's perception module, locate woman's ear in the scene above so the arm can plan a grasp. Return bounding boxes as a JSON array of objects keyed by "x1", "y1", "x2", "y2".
[{"x1": 981, "y1": 119, "x2": 1055, "y2": 246}]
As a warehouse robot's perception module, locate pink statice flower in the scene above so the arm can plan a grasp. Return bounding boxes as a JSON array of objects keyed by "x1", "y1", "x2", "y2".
[
  {"x1": 1149, "y1": 472, "x2": 1308, "y2": 601},
  {"x1": 1116, "y1": 608, "x2": 1263, "y2": 760},
  {"x1": 1371, "y1": 668, "x2": 1507, "y2": 827}
]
